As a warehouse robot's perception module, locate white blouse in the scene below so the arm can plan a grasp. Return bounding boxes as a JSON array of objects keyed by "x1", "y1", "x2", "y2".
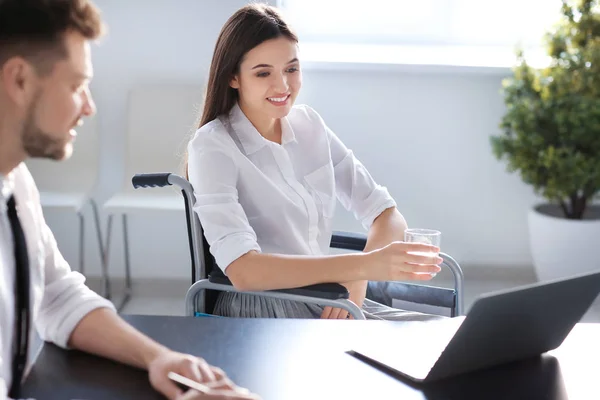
[{"x1": 187, "y1": 103, "x2": 396, "y2": 273}]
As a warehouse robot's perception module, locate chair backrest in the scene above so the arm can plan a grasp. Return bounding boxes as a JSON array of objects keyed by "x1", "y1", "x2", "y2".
[
  {"x1": 25, "y1": 114, "x2": 99, "y2": 193},
  {"x1": 199, "y1": 226, "x2": 220, "y2": 279},
  {"x1": 124, "y1": 85, "x2": 204, "y2": 193},
  {"x1": 175, "y1": 175, "x2": 222, "y2": 313},
  {"x1": 200, "y1": 234, "x2": 224, "y2": 314}
]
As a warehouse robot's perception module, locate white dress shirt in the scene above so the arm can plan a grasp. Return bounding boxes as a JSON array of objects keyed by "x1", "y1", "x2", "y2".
[
  {"x1": 0, "y1": 163, "x2": 115, "y2": 399},
  {"x1": 187, "y1": 103, "x2": 396, "y2": 273}
]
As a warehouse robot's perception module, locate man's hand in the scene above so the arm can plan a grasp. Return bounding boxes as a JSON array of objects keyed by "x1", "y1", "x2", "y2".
[
  {"x1": 320, "y1": 280, "x2": 368, "y2": 320},
  {"x1": 67, "y1": 310, "x2": 259, "y2": 399},
  {"x1": 148, "y1": 349, "x2": 258, "y2": 400}
]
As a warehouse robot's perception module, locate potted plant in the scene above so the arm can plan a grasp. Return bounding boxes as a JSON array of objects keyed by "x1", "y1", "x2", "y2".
[{"x1": 491, "y1": 0, "x2": 600, "y2": 281}]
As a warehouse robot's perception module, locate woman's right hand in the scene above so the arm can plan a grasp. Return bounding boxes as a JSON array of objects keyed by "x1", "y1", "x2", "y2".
[{"x1": 364, "y1": 241, "x2": 443, "y2": 281}]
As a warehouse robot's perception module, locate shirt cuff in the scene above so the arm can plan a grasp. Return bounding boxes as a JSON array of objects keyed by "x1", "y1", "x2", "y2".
[
  {"x1": 37, "y1": 276, "x2": 116, "y2": 349},
  {"x1": 56, "y1": 295, "x2": 116, "y2": 349},
  {"x1": 211, "y1": 232, "x2": 262, "y2": 273},
  {"x1": 359, "y1": 187, "x2": 397, "y2": 230}
]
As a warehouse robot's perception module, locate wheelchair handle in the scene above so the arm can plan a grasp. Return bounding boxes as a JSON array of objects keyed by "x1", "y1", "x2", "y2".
[{"x1": 132, "y1": 173, "x2": 172, "y2": 189}]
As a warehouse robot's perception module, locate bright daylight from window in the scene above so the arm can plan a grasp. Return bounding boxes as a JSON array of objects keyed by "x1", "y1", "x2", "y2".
[{"x1": 279, "y1": 0, "x2": 565, "y2": 69}]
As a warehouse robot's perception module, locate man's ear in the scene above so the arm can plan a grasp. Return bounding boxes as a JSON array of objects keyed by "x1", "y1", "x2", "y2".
[
  {"x1": 229, "y1": 75, "x2": 240, "y2": 89},
  {"x1": 1, "y1": 57, "x2": 36, "y2": 107}
]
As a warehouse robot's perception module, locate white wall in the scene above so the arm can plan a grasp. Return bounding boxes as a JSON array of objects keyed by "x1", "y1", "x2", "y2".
[
  {"x1": 41, "y1": 0, "x2": 540, "y2": 282},
  {"x1": 298, "y1": 69, "x2": 539, "y2": 267}
]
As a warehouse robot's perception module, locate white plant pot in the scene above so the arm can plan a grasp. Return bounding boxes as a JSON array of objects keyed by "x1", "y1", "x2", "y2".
[{"x1": 528, "y1": 204, "x2": 600, "y2": 281}]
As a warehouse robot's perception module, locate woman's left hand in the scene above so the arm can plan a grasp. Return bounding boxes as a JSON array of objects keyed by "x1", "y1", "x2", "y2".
[{"x1": 320, "y1": 280, "x2": 368, "y2": 319}]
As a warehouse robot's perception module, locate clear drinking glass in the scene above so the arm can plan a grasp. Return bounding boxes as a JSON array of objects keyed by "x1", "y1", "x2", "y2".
[{"x1": 404, "y1": 228, "x2": 441, "y2": 276}]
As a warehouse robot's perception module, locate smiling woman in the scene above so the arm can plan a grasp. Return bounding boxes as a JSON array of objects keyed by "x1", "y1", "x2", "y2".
[
  {"x1": 229, "y1": 38, "x2": 301, "y2": 140},
  {"x1": 248, "y1": 53, "x2": 299, "y2": 108},
  {"x1": 185, "y1": 3, "x2": 444, "y2": 321},
  {"x1": 189, "y1": 4, "x2": 299, "y2": 148}
]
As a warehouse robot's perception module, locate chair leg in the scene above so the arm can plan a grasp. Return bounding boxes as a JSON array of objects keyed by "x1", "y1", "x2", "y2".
[
  {"x1": 78, "y1": 211, "x2": 85, "y2": 275},
  {"x1": 91, "y1": 200, "x2": 110, "y2": 299},
  {"x1": 117, "y1": 213, "x2": 133, "y2": 312},
  {"x1": 103, "y1": 214, "x2": 114, "y2": 300}
]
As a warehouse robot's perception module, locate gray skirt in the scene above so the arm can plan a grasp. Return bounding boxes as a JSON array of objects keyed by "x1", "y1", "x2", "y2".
[{"x1": 213, "y1": 291, "x2": 444, "y2": 321}]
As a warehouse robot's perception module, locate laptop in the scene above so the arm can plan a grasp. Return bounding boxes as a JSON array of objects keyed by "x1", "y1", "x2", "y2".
[{"x1": 351, "y1": 270, "x2": 600, "y2": 382}]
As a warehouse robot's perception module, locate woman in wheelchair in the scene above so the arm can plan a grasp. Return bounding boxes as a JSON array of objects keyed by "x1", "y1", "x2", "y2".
[{"x1": 186, "y1": 3, "x2": 443, "y2": 320}]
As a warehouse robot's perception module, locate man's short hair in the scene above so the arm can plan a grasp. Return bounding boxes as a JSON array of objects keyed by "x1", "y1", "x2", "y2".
[{"x1": 0, "y1": 0, "x2": 105, "y2": 75}]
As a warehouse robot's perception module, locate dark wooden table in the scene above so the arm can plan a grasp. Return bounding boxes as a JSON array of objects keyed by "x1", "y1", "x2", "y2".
[{"x1": 21, "y1": 316, "x2": 599, "y2": 399}]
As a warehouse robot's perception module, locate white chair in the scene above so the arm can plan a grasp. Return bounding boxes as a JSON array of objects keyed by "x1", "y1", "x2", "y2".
[
  {"x1": 25, "y1": 115, "x2": 108, "y2": 296},
  {"x1": 102, "y1": 84, "x2": 204, "y2": 310}
]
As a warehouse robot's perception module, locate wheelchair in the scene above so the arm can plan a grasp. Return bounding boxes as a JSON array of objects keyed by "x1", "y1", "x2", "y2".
[{"x1": 132, "y1": 173, "x2": 464, "y2": 320}]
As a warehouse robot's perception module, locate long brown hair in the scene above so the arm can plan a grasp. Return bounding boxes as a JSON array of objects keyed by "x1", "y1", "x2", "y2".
[{"x1": 184, "y1": 3, "x2": 298, "y2": 177}]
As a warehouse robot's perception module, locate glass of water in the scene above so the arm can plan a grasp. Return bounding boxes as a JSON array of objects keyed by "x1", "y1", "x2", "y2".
[{"x1": 404, "y1": 228, "x2": 441, "y2": 276}]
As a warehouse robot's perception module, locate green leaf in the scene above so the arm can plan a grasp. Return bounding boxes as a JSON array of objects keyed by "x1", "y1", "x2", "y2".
[{"x1": 491, "y1": 0, "x2": 600, "y2": 219}]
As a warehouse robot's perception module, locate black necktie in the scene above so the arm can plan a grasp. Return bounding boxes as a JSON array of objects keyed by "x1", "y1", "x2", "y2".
[{"x1": 6, "y1": 195, "x2": 30, "y2": 399}]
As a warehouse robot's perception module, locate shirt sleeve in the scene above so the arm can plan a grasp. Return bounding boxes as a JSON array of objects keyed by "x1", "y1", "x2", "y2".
[
  {"x1": 187, "y1": 130, "x2": 261, "y2": 273},
  {"x1": 19, "y1": 165, "x2": 116, "y2": 349},
  {"x1": 35, "y1": 224, "x2": 116, "y2": 349},
  {"x1": 304, "y1": 106, "x2": 397, "y2": 230}
]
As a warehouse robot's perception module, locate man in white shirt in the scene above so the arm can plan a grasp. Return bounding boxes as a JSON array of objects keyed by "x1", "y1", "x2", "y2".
[{"x1": 0, "y1": 0, "x2": 256, "y2": 399}]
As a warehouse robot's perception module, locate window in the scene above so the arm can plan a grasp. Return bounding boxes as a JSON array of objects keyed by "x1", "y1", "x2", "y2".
[{"x1": 278, "y1": 0, "x2": 564, "y2": 70}]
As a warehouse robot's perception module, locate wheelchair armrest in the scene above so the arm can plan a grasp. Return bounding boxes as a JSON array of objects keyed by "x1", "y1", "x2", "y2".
[
  {"x1": 367, "y1": 281, "x2": 456, "y2": 309},
  {"x1": 330, "y1": 230, "x2": 367, "y2": 251},
  {"x1": 208, "y1": 274, "x2": 350, "y2": 300}
]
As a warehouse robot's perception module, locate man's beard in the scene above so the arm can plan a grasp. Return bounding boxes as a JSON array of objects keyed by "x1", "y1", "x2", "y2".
[{"x1": 21, "y1": 96, "x2": 72, "y2": 161}]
